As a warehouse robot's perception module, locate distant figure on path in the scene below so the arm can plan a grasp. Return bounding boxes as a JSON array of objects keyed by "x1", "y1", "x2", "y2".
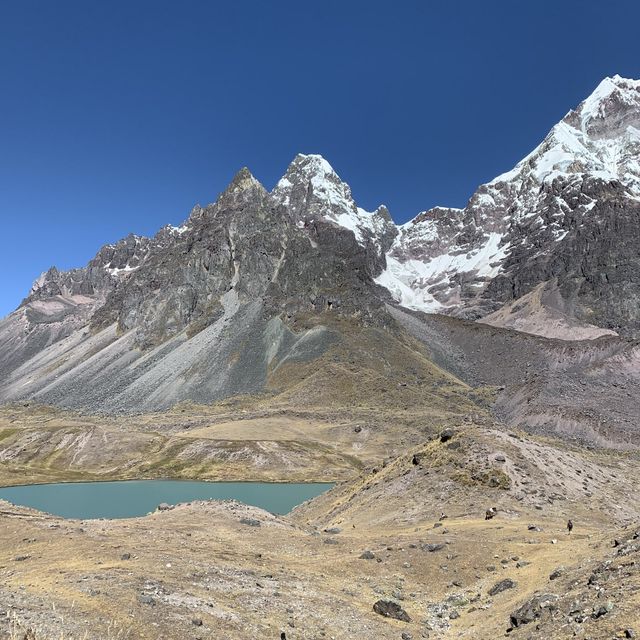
[
  {"x1": 567, "y1": 519, "x2": 574, "y2": 534},
  {"x1": 485, "y1": 507, "x2": 497, "y2": 520}
]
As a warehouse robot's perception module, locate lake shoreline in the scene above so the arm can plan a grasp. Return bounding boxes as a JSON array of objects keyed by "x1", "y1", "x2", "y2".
[{"x1": 0, "y1": 479, "x2": 335, "y2": 519}]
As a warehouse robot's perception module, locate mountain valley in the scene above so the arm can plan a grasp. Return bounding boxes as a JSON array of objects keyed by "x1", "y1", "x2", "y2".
[{"x1": 2, "y1": 76, "x2": 640, "y2": 639}]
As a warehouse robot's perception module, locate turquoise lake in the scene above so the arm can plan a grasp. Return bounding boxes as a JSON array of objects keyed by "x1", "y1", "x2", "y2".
[{"x1": 0, "y1": 480, "x2": 333, "y2": 519}]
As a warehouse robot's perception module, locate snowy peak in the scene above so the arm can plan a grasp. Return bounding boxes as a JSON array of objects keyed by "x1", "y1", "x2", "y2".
[
  {"x1": 272, "y1": 153, "x2": 359, "y2": 219},
  {"x1": 272, "y1": 153, "x2": 393, "y2": 247},
  {"x1": 491, "y1": 75, "x2": 640, "y2": 192},
  {"x1": 376, "y1": 75, "x2": 640, "y2": 335},
  {"x1": 573, "y1": 75, "x2": 640, "y2": 137}
]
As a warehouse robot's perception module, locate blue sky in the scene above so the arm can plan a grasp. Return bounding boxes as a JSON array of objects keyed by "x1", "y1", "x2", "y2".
[{"x1": 1, "y1": 0, "x2": 639, "y2": 317}]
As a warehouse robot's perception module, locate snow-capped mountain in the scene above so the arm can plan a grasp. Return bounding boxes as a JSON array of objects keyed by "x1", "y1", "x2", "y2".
[
  {"x1": 376, "y1": 74, "x2": 640, "y2": 338},
  {"x1": 272, "y1": 153, "x2": 398, "y2": 269},
  {"x1": 0, "y1": 161, "x2": 392, "y2": 412},
  {"x1": 2, "y1": 74, "x2": 640, "y2": 413}
]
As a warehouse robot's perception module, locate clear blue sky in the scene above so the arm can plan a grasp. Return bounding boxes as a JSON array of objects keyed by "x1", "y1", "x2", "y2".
[{"x1": 1, "y1": 0, "x2": 639, "y2": 317}]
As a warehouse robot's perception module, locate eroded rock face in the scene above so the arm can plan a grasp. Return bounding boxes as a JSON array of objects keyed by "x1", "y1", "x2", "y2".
[
  {"x1": 483, "y1": 177, "x2": 640, "y2": 337},
  {"x1": 0, "y1": 161, "x2": 390, "y2": 412}
]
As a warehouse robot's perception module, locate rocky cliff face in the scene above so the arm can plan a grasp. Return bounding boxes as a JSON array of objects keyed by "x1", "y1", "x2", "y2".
[{"x1": 0, "y1": 157, "x2": 393, "y2": 412}]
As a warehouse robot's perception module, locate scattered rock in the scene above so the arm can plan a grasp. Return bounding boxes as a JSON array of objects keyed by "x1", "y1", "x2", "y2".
[
  {"x1": 509, "y1": 593, "x2": 558, "y2": 628},
  {"x1": 192, "y1": 618, "x2": 203, "y2": 626},
  {"x1": 359, "y1": 550, "x2": 375, "y2": 560},
  {"x1": 592, "y1": 601, "x2": 614, "y2": 618},
  {"x1": 120, "y1": 553, "x2": 131, "y2": 560},
  {"x1": 239, "y1": 518, "x2": 261, "y2": 527},
  {"x1": 156, "y1": 503, "x2": 173, "y2": 512},
  {"x1": 324, "y1": 527, "x2": 342, "y2": 534},
  {"x1": 422, "y1": 543, "x2": 446, "y2": 553},
  {"x1": 440, "y1": 428, "x2": 455, "y2": 443},
  {"x1": 138, "y1": 594, "x2": 155, "y2": 605},
  {"x1": 549, "y1": 566, "x2": 565, "y2": 581},
  {"x1": 488, "y1": 578, "x2": 517, "y2": 596},
  {"x1": 323, "y1": 538, "x2": 339, "y2": 545},
  {"x1": 373, "y1": 600, "x2": 411, "y2": 622}
]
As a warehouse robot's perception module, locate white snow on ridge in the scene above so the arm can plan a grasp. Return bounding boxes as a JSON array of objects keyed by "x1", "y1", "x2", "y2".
[
  {"x1": 107, "y1": 264, "x2": 138, "y2": 277},
  {"x1": 376, "y1": 75, "x2": 640, "y2": 316},
  {"x1": 490, "y1": 75, "x2": 640, "y2": 191},
  {"x1": 274, "y1": 80, "x2": 640, "y2": 318},
  {"x1": 272, "y1": 153, "x2": 386, "y2": 246},
  {"x1": 376, "y1": 233, "x2": 509, "y2": 312},
  {"x1": 580, "y1": 75, "x2": 640, "y2": 130},
  {"x1": 376, "y1": 254, "x2": 443, "y2": 312}
]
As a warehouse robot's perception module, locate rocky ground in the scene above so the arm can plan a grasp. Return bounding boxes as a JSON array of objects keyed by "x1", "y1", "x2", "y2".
[
  {"x1": 1, "y1": 424, "x2": 639, "y2": 639},
  {"x1": 1, "y1": 308, "x2": 639, "y2": 639},
  {"x1": 0, "y1": 317, "x2": 489, "y2": 489}
]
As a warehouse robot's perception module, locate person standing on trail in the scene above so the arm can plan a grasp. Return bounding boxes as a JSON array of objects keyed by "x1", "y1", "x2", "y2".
[{"x1": 567, "y1": 519, "x2": 574, "y2": 534}]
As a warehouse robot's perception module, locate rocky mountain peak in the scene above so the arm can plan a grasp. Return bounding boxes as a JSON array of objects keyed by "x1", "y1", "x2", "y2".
[
  {"x1": 215, "y1": 167, "x2": 268, "y2": 210},
  {"x1": 376, "y1": 75, "x2": 640, "y2": 338},
  {"x1": 272, "y1": 153, "x2": 396, "y2": 259},
  {"x1": 571, "y1": 74, "x2": 640, "y2": 138},
  {"x1": 272, "y1": 153, "x2": 357, "y2": 217},
  {"x1": 490, "y1": 75, "x2": 640, "y2": 195},
  {"x1": 28, "y1": 266, "x2": 61, "y2": 299}
]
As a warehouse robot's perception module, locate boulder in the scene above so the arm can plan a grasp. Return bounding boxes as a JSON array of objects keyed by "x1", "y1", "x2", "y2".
[
  {"x1": 440, "y1": 428, "x2": 455, "y2": 443},
  {"x1": 488, "y1": 578, "x2": 517, "y2": 596},
  {"x1": 509, "y1": 593, "x2": 558, "y2": 628},
  {"x1": 239, "y1": 517, "x2": 261, "y2": 527},
  {"x1": 549, "y1": 566, "x2": 565, "y2": 580},
  {"x1": 373, "y1": 600, "x2": 411, "y2": 622}
]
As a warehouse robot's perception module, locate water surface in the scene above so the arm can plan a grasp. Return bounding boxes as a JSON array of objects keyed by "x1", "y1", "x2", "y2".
[{"x1": 0, "y1": 480, "x2": 333, "y2": 519}]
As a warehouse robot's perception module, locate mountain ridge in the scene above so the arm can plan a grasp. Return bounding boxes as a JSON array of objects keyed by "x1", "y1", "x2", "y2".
[
  {"x1": 2, "y1": 75, "x2": 640, "y2": 431},
  {"x1": 15, "y1": 76, "x2": 640, "y2": 341}
]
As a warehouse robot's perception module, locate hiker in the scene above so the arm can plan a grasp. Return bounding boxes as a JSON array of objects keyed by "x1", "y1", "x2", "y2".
[{"x1": 567, "y1": 519, "x2": 574, "y2": 534}]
